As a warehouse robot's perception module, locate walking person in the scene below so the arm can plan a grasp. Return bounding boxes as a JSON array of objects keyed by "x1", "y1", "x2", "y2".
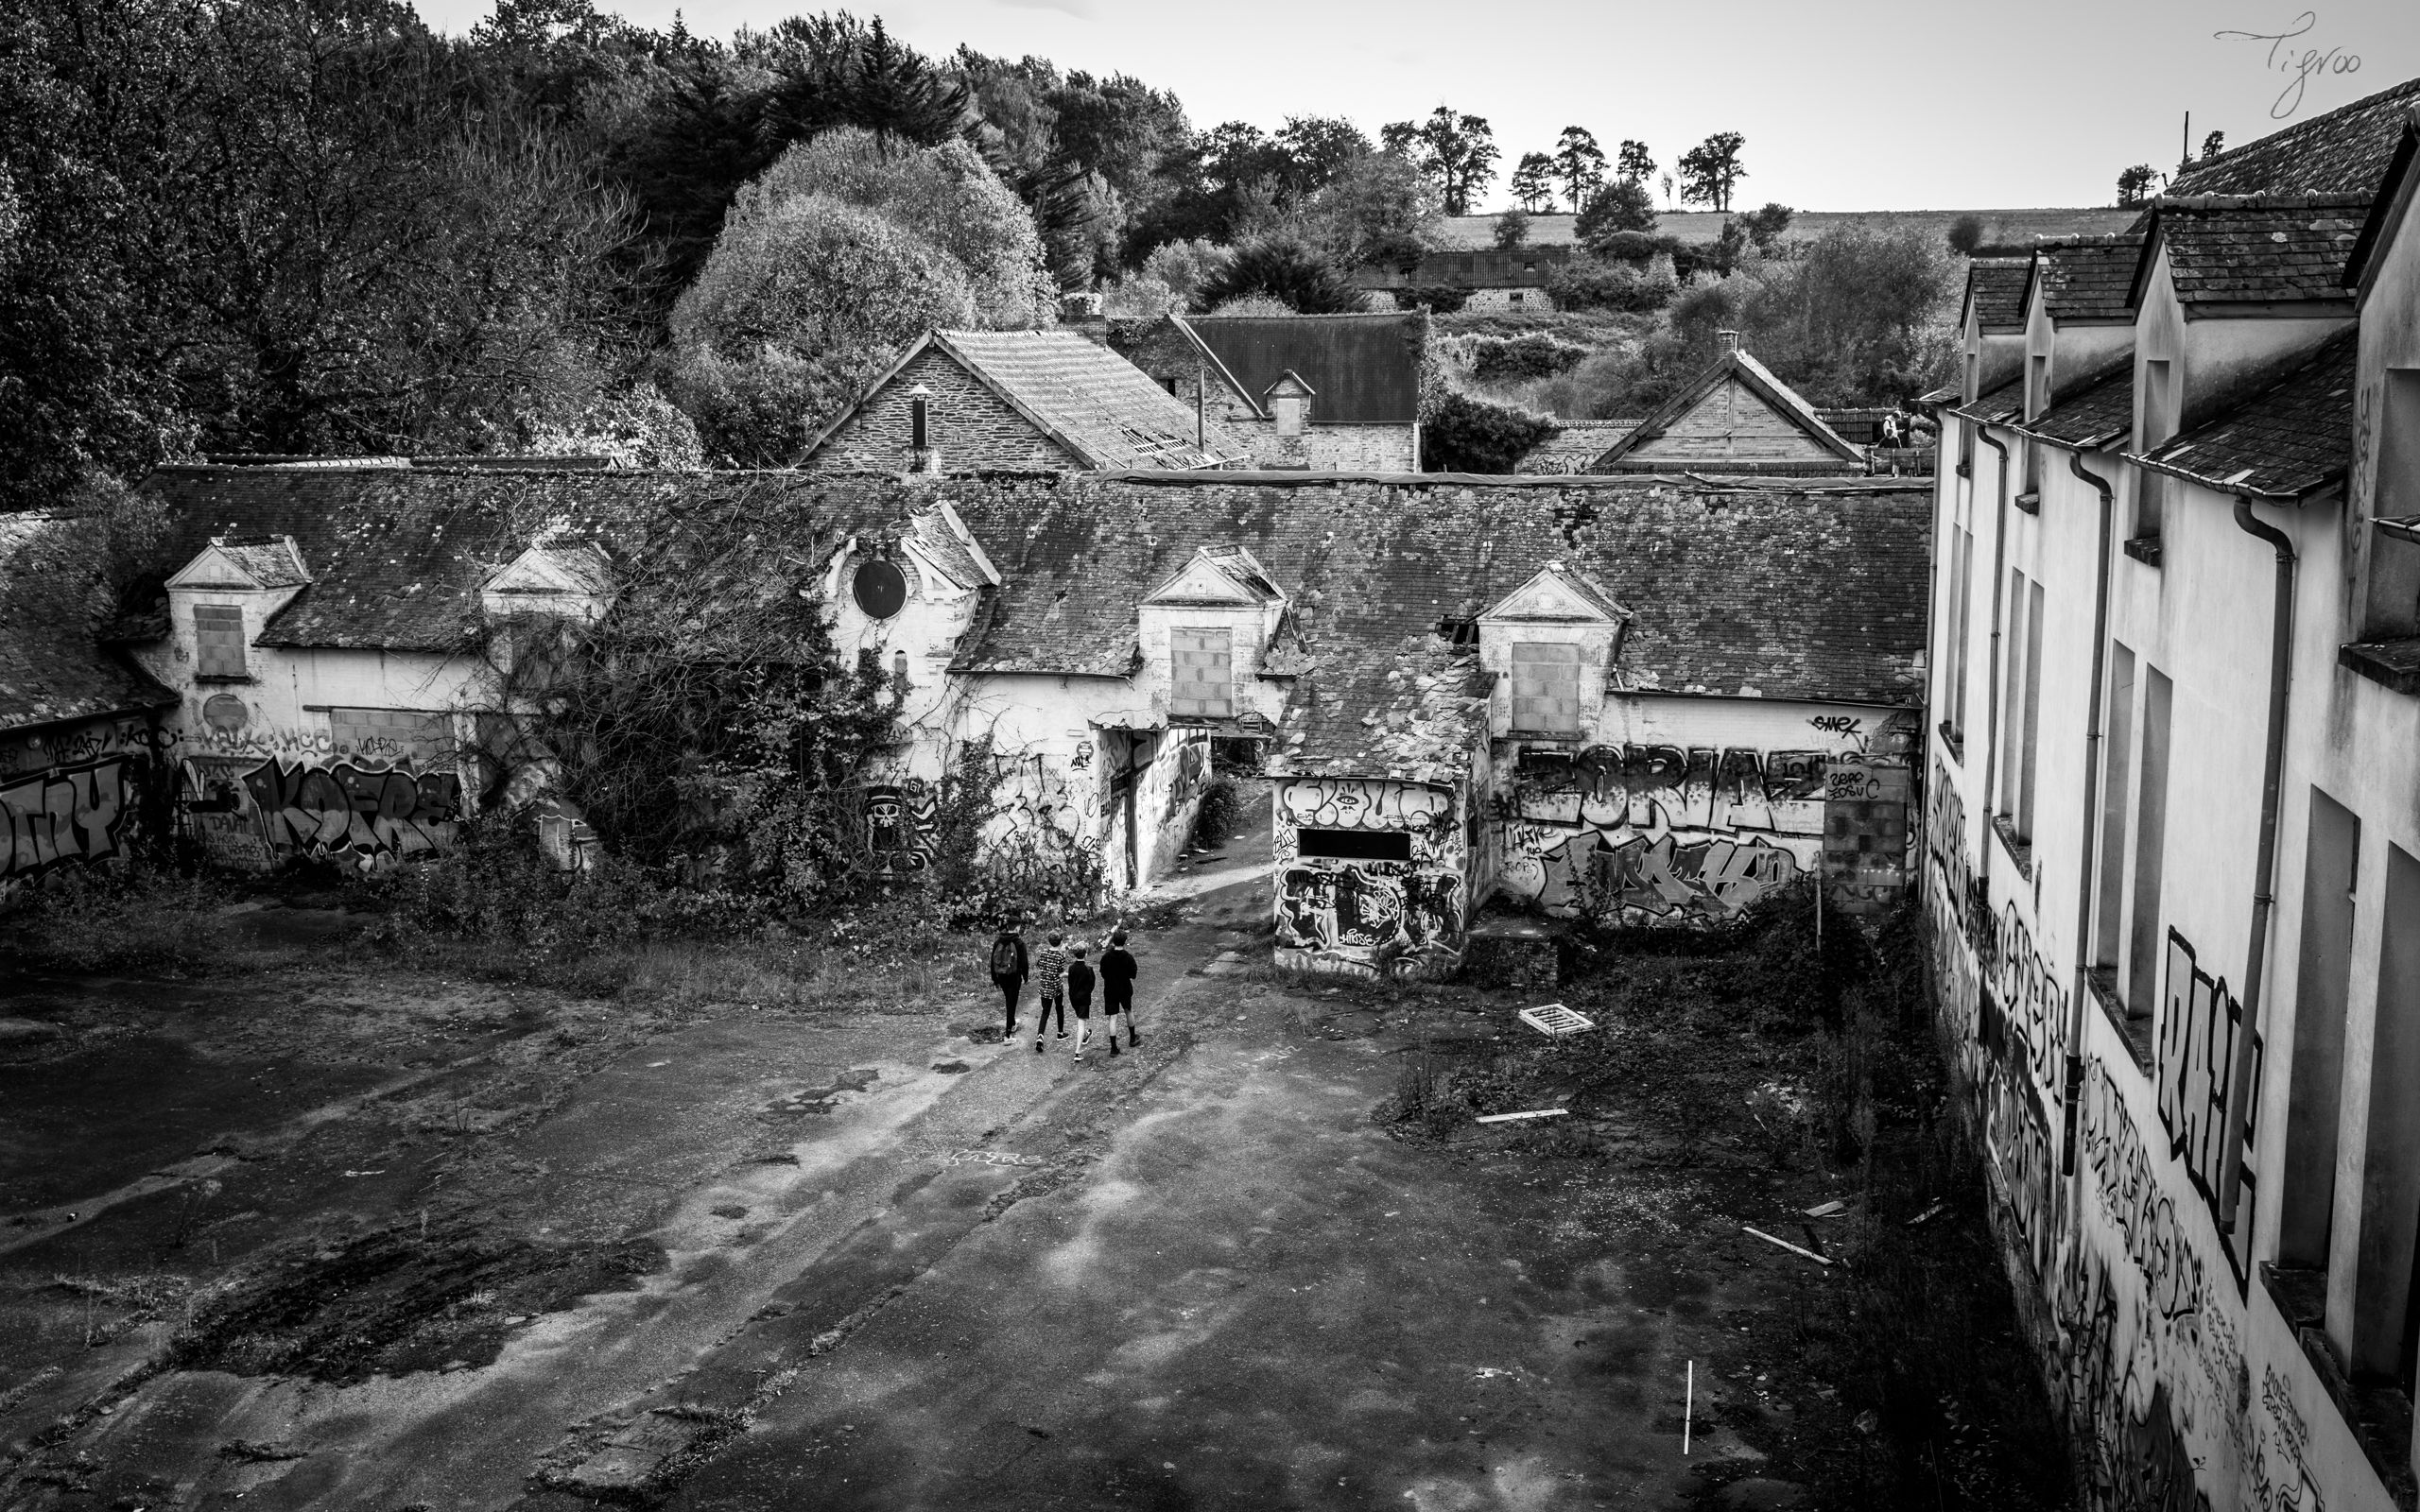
[
  {"x1": 1067, "y1": 946, "x2": 1098, "y2": 1063},
  {"x1": 1032, "y1": 931, "x2": 1069, "y2": 1052},
  {"x1": 1098, "y1": 928, "x2": 1140, "y2": 1056},
  {"x1": 988, "y1": 919, "x2": 1029, "y2": 1040}
]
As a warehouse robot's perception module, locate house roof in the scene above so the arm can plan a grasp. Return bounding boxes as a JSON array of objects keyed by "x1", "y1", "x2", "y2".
[
  {"x1": 0, "y1": 513, "x2": 179, "y2": 732},
  {"x1": 802, "y1": 329, "x2": 1250, "y2": 472},
  {"x1": 2135, "y1": 195, "x2": 2371, "y2": 309},
  {"x1": 2026, "y1": 234, "x2": 2144, "y2": 322},
  {"x1": 1591, "y1": 349, "x2": 1865, "y2": 469},
  {"x1": 1954, "y1": 375, "x2": 2028, "y2": 428},
  {"x1": 2169, "y1": 77, "x2": 2420, "y2": 198},
  {"x1": 2014, "y1": 363, "x2": 2135, "y2": 451},
  {"x1": 1479, "y1": 561, "x2": 1630, "y2": 623},
  {"x1": 1963, "y1": 258, "x2": 2031, "y2": 331},
  {"x1": 943, "y1": 476, "x2": 1931, "y2": 736},
  {"x1": 1179, "y1": 314, "x2": 1425, "y2": 426},
  {"x1": 209, "y1": 536, "x2": 314, "y2": 589},
  {"x1": 2124, "y1": 329, "x2": 2359, "y2": 501},
  {"x1": 2345, "y1": 110, "x2": 2420, "y2": 295},
  {"x1": 126, "y1": 466, "x2": 895, "y2": 653}
]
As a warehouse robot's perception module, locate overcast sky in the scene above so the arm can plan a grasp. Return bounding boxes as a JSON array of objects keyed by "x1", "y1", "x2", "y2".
[{"x1": 409, "y1": 0, "x2": 2418, "y2": 211}]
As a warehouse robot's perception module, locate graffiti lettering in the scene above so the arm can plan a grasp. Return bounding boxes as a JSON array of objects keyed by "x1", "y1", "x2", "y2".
[
  {"x1": 1282, "y1": 777, "x2": 1450, "y2": 837},
  {"x1": 1808, "y1": 714, "x2": 1864, "y2": 737},
  {"x1": 2157, "y1": 930, "x2": 2257, "y2": 1269},
  {"x1": 2081, "y1": 1063, "x2": 2207, "y2": 1326},
  {"x1": 1276, "y1": 861, "x2": 1462, "y2": 977},
  {"x1": 1, "y1": 757, "x2": 137, "y2": 884}
]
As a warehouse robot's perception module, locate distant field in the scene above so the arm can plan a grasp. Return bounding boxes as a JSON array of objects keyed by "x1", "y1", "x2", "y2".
[{"x1": 1434, "y1": 206, "x2": 2143, "y2": 249}]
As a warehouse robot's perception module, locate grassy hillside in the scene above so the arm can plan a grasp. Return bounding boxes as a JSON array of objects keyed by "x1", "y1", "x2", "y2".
[{"x1": 1439, "y1": 206, "x2": 2142, "y2": 249}]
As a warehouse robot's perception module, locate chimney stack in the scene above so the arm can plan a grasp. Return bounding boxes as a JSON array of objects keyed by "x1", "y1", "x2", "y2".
[{"x1": 1717, "y1": 329, "x2": 1740, "y2": 354}]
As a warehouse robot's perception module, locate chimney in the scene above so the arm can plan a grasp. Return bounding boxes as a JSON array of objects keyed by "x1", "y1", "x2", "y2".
[
  {"x1": 1059, "y1": 290, "x2": 1109, "y2": 345},
  {"x1": 1717, "y1": 329, "x2": 1740, "y2": 354},
  {"x1": 907, "y1": 383, "x2": 940, "y2": 473}
]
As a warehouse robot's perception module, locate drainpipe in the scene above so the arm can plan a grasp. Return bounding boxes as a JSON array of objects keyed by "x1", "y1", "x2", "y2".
[
  {"x1": 1976, "y1": 428, "x2": 2014, "y2": 846},
  {"x1": 2219, "y1": 494, "x2": 2296, "y2": 1232},
  {"x1": 2062, "y1": 450, "x2": 2117, "y2": 1179}
]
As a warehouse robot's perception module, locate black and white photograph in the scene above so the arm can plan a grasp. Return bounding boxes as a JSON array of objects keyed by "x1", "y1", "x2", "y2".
[{"x1": 3, "y1": 0, "x2": 2418, "y2": 1505}]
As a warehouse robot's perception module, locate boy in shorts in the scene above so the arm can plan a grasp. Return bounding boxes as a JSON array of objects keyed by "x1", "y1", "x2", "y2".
[
  {"x1": 1032, "y1": 931, "x2": 1068, "y2": 1052},
  {"x1": 1066, "y1": 946, "x2": 1098, "y2": 1062}
]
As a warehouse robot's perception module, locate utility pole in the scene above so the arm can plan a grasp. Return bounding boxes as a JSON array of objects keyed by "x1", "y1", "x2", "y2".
[{"x1": 2181, "y1": 111, "x2": 2192, "y2": 175}]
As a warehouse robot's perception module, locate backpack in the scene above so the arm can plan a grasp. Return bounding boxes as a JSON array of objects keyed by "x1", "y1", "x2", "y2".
[{"x1": 990, "y1": 935, "x2": 1021, "y2": 978}]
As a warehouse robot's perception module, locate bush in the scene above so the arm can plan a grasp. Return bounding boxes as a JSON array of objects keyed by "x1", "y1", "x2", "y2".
[
  {"x1": 1470, "y1": 333, "x2": 1590, "y2": 383},
  {"x1": 1192, "y1": 773, "x2": 1243, "y2": 851},
  {"x1": 1575, "y1": 179, "x2": 1657, "y2": 250},
  {"x1": 1945, "y1": 214, "x2": 1985, "y2": 256},
  {"x1": 1392, "y1": 283, "x2": 1471, "y2": 313},
  {"x1": 1421, "y1": 387, "x2": 1559, "y2": 472},
  {"x1": 1547, "y1": 255, "x2": 1676, "y2": 314},
  {"x1": 1194, "y1": 237, "x2": 1366, "y2": 314}
]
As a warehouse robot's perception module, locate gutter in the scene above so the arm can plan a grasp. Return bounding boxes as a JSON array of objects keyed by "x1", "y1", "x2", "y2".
[
  {"x1": 2218, "y1": 494, "x2": 2296, "y2": 1232},
  {"x1": 2063, "y1": 451, "x2": 2118, "y2": 1179}
]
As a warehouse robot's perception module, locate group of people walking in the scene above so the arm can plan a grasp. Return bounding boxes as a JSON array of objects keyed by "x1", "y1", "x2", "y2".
[{"x1": 988, "y1": 920, "x2": 1139, "y2": 1064}]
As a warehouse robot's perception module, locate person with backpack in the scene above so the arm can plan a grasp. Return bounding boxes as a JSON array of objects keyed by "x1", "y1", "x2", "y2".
[
  {"x1": 1098, "y1": 928, "x2": 1139, "y2": 1056},
  {"x1": 1066, "y1": 946, "x2": 1098, "y2": 1063},
  {"x1": 1031, "y1": 931, "x2": 1069, "y2": 1053},
  {"x1": 988, "y1": 920, "x2": 1029, "y2": 1040}
]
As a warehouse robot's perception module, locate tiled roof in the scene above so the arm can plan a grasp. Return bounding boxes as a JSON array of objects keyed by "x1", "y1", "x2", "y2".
[
  {"x1": 0, "y1": 514, "x2": 178, "y2": 730},
  {"x1": 1181, "y1": 314, "x2": 1425, "y2": 425},
  {"x1": 2169, "y1": 77, "x2": 2420, "y2": 198},
  {"x1": 213, "y1": 536, "x2": 313, "y2": 588},
  {"x1": 933, "y1": 329, "x2": 1248, "y2": 470},
  {"x1": 1593, "y1": 349, "x2": 1864, "y2": 469},
  {"x1": 944, "y1": 476, "x2": 1931, "y2": 736},
  {"x1": 2142, "y1": 196, "x2": 2369, "y2": 307},
  {"x1": 130, "y1": 467, "x2": 895, "y2": 652},
  {"x1": 1956, "y1": 375, "x2": 2028, "y2": 427},
  {"x1": 2016, "y1": 363, "x2": 2134, "y2": 451},
  {"x1": 2126, "y1": 330, "x2": 2358, "y2": 501},
  {"x1": 1276, "y1": 633, "x2": 1492, "y2": 784},
  {"x1": 2029, "y1": 235, "x2": 2143, "y2": 321},
  {"x1": 1965, "y1": 258, "x2": 2031, "y2": 330},
  {"x1": 2345, "y1": 112, "x2": 2420, "y2": 292}
]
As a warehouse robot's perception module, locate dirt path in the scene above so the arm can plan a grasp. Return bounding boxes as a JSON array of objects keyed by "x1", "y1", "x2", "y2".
[{"x1": 4, "y1": 880, "x2": 1834, "y2": 1511}]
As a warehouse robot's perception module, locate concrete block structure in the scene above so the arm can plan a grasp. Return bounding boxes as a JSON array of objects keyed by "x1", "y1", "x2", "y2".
[{"x1": 1921, "y1": 75, "x2": 2420, "y2": 1512}]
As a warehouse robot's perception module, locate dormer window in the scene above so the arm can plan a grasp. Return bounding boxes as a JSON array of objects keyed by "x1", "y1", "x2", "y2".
[
  {"x1": 195, "y1": 605, "x2": 247, "y2": 679},
  {"x1": 1510, "y1": 643, "x2": 1582, "y2": 733},
  {"x1": 1263, "y1": 370, "x2": 1316, "y2": 440},
  {"x1": 1171, "y1": 627, "x2": 1233, "y2": 717}
]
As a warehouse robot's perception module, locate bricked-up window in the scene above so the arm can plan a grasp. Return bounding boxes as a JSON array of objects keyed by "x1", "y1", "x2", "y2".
[
  {"x1": 1511, "y1": 642, "x2": 1582, "y2": 733},
  {"x1": 194, "y1": 605, "x2": 247, "y2": 678},
  {"x1": 1170, "y1": 627, "x2": 1232, "y2": 718}
]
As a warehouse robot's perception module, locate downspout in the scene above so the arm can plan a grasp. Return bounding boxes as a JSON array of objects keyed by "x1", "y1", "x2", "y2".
[
  {"x1": 1976, "y1": 429, "x2": 2014, "y2": 847},
  {"x1": 2219, "y1": 493, "x2": 2296, "y2": 1232},
  {"x1": 2062, "y1": 450, "x2": 2117, "y2": 1179}
]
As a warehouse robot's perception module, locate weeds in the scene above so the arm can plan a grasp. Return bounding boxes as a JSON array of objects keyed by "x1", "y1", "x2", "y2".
[{"x1": 7, "y1": 857, "x2": 222, "y2": 975}]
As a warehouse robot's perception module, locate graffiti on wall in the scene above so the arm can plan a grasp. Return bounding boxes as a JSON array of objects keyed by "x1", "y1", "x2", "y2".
[
  {"x1": 2156, "y1": 929, "x2": 2259, "y2": 1274},
  {"x1": 1274, "y1": 776, "x2": 1464, "y2": 978},
  {"x1": 1823, "y1": 755, "x2": 1911, "y2": 915},
  {"x1": 867, "y1": 782, "x2": 938, "y2": 874},
  {"x1": 3, "y1": 758, "x2": 139, "y2": 885},
  {"x1": 182, "y1": 755, "x2": 461, "y2": 870}
]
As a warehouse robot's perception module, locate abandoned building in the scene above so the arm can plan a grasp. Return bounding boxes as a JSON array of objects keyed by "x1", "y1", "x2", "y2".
[
  {"x1": 1588, "y1": 334, "x2": 1868, "y2": 474},
  {"x1": 1354, "y1": 246, "x2": 1575, "y2": 312},
  {"x1": 1112, "y1": 312, "x2": 1426, "y2": 472},
  {"x1": 1924, "y1": 78, "x2": 2420, "y2": 1512},
  {"x1": 793, "y1": 327, "x2": 1250, "y2": 473}
]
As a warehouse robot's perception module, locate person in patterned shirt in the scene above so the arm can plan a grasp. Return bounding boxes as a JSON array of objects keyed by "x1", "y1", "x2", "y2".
[{"x1": 1031, "y1": 931, "x2": 1069, "y2": 1052}]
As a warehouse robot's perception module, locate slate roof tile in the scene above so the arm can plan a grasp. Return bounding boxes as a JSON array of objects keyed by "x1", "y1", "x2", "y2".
[
  {"x1": 1181, "y1": 314, "x2": 1426, "y2": 425},
  {"x1": 2031, "y1": 235, "x2": 2144, "y2": 321},
  {"x1": 2147, "y1": 196, "x2": 2371, "y2": 306},
  {"x1": 0, "y1": 514, "x2": 179, "y2": 730},
  {"x1": 934, "y1": 329, "x2": 1248, "y2": 470},
  {"x1": 1965, "y1": 258, "x2": 2031, "y2": 329},
  {"x1": 2169, "y1": 77, "x2": 2420, "y2": 198},
  {"x1": 2017, "y1": 363, "x2": 2135, "y2": 450},
  {"x1": 2126, "y1": 330, "x2": 2359, "y2": 500}
]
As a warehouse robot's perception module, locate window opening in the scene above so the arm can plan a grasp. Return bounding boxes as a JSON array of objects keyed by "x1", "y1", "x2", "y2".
[
  {"x1": 1511, "y1": 641, "x2": 1582, "y2": 734},
  {"x1": 194, "y1": 604, "x2": 247, "y2": 679}
]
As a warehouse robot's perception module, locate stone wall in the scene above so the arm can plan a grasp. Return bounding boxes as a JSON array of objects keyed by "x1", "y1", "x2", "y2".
[{"x1": 804, "y1": 347, "x2": 1078, "y2": 473}]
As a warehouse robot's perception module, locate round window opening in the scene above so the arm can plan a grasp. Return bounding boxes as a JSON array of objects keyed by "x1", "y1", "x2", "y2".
[{"x1": 852, "y1": 559, "x2": 908, "y2": 619}]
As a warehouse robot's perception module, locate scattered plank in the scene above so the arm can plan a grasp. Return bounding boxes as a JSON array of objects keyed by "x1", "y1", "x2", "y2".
[
  {"x1": 1474, "y1": 1108, "x2": 1569, "y2": 1125},
  {"x1": 1907, "y1": 1200, "x2": 1949, "y2": 1228},
  {"x1": 1741, "y1": 1225, "x2": 1834, "y2": 1267},
  {"x1": 1803, "y1": 1199, "x2": 1848, "y2": 1219}
]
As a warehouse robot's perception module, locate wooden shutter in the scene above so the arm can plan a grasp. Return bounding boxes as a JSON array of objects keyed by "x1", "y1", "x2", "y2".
[
  {"x1": 1511, "y1": 641, "x2": 1582, "y2": 733},
  {"x1": 194, "y1": 605, "x2": 247, "y2": 679},
  {"x1": 1170, "y1": 627, "x2": 1232, "y2": 718}
]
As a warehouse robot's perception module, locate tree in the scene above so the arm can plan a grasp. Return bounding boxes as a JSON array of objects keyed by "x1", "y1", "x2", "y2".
[
  {"x1": 2200, "y1": 129, "x2": 2225, "y2": 161},
  {"x1": 1679, "y1": 131, "x2": 1747, "y2": 213},
  {"x1": 1509, "y1": 152, "x2": 1557, "y2": 214},
  {"x1": 1616, "y1": 139, "x2": 1655, "y2": 184},
  {"x1": 1193, "y1": 237, "x2": 1363, "y2": 314},
  {"x1": 1575, "y1": 180, "x2": 1656, "y2": 251},
  {"x1": 1737, "y1": 201, "x2": 1794, "y2": 251},
  {"x1": 1494, "y1": 208, "x2": 1530, "y2": 249},
  {"x1": 2116, "y1": 163, "x2": 2157, "y2": 205},
  {"x1": 753, "y1": 14, "x2": 971, "y2": 149},
  {"x1": 1551, "y1": 127, "x2": 1606, "y2": 214},
  {"x1": 1945, "y1": 214, "x2": 1985, "y2": 256},
  {"x1": 1421, "y1": 389, "x2": 1558, "y2": 472},
  {"x1": 1274, "y1": 114, "x2": 1371, "y2": 198},
  {"x1": 1383, "y1": 106, "x2": 1498, "y2": 216},
  {"x1": 1279, "y1": 147, "x2": 1441, "y2": 270}
]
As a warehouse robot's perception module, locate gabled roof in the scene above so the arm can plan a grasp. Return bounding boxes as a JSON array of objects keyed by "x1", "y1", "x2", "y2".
[
  {"x1": 483, "y1": 542, "x2": 614, "y2": 599},
  {"x1": 2170, "y1": 77, "x2": 2420, "y2": 198},
  {"x1": 0, "y1": 514, "x2": 178, "y2": 731},
  {"x1": 1180, "y1": 314, "x2": 1425, "y2": 426},
  {"x1": 1953, "y1": 375, "x2": 2027, "y2": 428},
  {"x1": 2133, "y1": 196, "x2": 2370, "y2": 310},
  {"x1": 2013, "y1": 363, "x2": 2134, "y2": 452},
  {"x1": 2124, "y1": 330, "x2": 2359, "y2": 502},
  {"x1": 1592, "y1": 349, "x2": 1865, "y2": 470},
  {"x1": 2345, "y1": 110, "x2": 2420, "y2": 297},
  {"x1": 1142, "y1": 545, "x2": 1285, "y2": 607},
  {"x1": 801, "y1": 329, "x2": 1249, "y2": 471},
  {"x1": 2025, "y1": 234, "x2": 2143, "y2": 323},
  {"x1": 1478, "y1": 562, "x2": 1628, "y2": 624},
  {"x1": 167, "y1": 535, "x2": 314, "y2": 591},
  {"x1": 902, "y1": 502, "x2": 998, "y2": 592},
  {"x1": 1963, "y1": 258, "x2": 2031, "y2": 332}
]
